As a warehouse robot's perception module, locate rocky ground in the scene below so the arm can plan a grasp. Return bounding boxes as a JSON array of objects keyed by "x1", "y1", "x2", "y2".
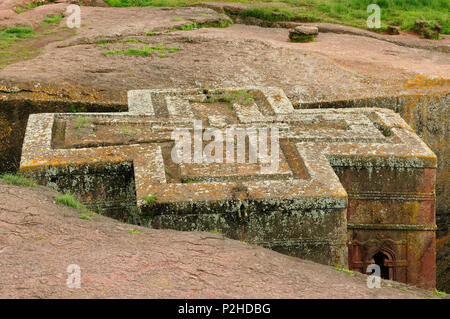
[
  {"x1": 0, "y1": 181, "x2": 445, "y2": 299},
  {"x1": 0, "y1": 4, "x2": 448, "y2": 103}
]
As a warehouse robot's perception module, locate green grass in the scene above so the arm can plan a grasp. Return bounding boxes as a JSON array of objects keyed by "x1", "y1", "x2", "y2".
[
  {"x1": 126, "y1": 228, "x2": 142, "y2": 234},
  {"x1": 122, "y1": 38, "x2": 150, "y2": 44},
  {"x1": 79, "y1": 214, "x2": 92, "y2": 221},
  {"x1": 334, "y1": 266, "x2": 355, "y2": 275},
  {"x1": 3, "y1": 27, "x2": 34, "y2": 36},
  {"x1": 144, "y1": 194, "x2": 157, "y2": 206},
  {"x1": 104, "y1": 45, "x2": 179, "y2": 57},
  {"x1": 203, "y1": 90, "x2": 254, "y2": 106},
  {"x1": 104, "y1": 0, "x2": 449, "y2": 34},
  {"x1": 120, "y1": 127, "x2": 142, "y2": 135},
  {"x1": 0, "y1": 27, "x2": 35, "y2": 39},
  {"x1": 0, "y1": 27, "x2": 36, "y2": 50},
  {"x1": 26, "y1": 1, "x2": 46, "y2": 10},
  {"x1": 145, "y1": 19, "x2": 232, "y2": 36},
  {"x1": 75, "y1": 117, "x2": 92, "y2": 132},
  {"x1": 172, "y1": 17, "x2": 183, "y2": 21},
  {"x1": 290, "y1": 34, "x2": 316, "y2": 43},
  {"x1": 123, "y1": 38, "x2": 139, "y2": 43},
  {"x1": 144, "y1": 30, "x2": 161, "y2": 36},
  {"x1": 143, "y1": 194, "x2": 157, "y2": 218},
  {"x1": 70, "y1": 104, "x2": 87, "y2": 113},
  {"x1": 1, "y1": 174, "x2": 37, "y2": 187},
  {"x1": 0, "y1": 26, "x2": 67, "y2": 68},
  {"x1": 95, "y1": 39, "x2": 115, "y2": 45},
  {"x1": 56, "y1": 193, "x2": 86, "y2": 211},
  {"x1": 40, "y1": 14, "x2": 63, "y2": 27},
  {"x1": 43, "y1": 29, "x2": 60, "y2": 35}
]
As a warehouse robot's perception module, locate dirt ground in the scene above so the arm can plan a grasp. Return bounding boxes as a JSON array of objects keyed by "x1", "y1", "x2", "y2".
[{"x1": 0, "y1": 181, "x2": 444, "y2": 299}]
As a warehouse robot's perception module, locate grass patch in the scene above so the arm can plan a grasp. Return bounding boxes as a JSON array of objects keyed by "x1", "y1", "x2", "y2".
[
  {"x1": 79, "y1": 214, "x2": 92, "y2": 221},
  {"x1": 435, "y1": 289, "x2": 447, "y2": 296},
  {"x1": 123, "y1": 38, "x2": 139, "y2": 43},
  {"x1": 95, "y1": 39, "x2": 115, "y2": 45},
  {"x1": 40, "y1": 14, "x2": 63, "y2": 27},
  {"x1": 1, "y1": 174, "x2": 37, "y2": 187},
  {"x1": 43, "y1": 29, "x2": 59, "y2": 35},
  {"x1": 56, "y1": 193, "x2": 85, "y2": 211},
  {"x1": 122, "y1": 38, "x2": 150, "y2": 44},
  {"x1": 334, "y1": 266, "x2": 355, "y2": 276},
  {"x1": 74, "y1": 117, "x2": 92, "y2": 132},
  {"x1": 126, "y1": 228, "x2": 142, "y2": 234},
  {"x1": 203, "y1": 90, "x2": 254, "y2": 107},
  {"x1": 144, "y1": 30, "x2": 161, "y2": 36},
  {"x1": 0, "y1": 27, "x2": 35, "y2": 45},
  {"x1": 142, "y1": 194, "x2": 157, "y2": 218},
  {"x1": 290, "y1": 34, "x2": 316, "y2": 43},
  {"x1": 70, "y1": 104, "x2": 87, "y2": 113},
  {"x1": 0, "y1": 27, "x2": 37, "y2": 67},
  {"x1": 145, "y1": 19, "x2": 232, "y2": 36},
  {"x1": 120, "y1": 127, "x2": 142, "y2": 135},
  {"x1": 208, "y1": 229, "x2": 222, "y2": 234},
  {"x1": 172, "y1": 17, "x2": 183, "y2": 22},
  {"x1": 104, "y1": 45, "x2": 179, "y2": 57},
  {"x1": 26, "y1": 1, "x2": 46, "y2": 10},
  {"x1": 144, "y1": 194, "x2": 157, "y2": 206}
]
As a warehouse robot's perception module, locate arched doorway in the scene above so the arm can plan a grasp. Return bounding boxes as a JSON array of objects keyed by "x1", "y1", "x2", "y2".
[{"x1": 372, "y1": 251, "x2": 390, "y2": 279}]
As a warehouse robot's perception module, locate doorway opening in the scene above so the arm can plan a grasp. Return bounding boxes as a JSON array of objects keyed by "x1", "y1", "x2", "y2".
[{"x1": 373, "y1": 251, "x2": 390, "y2": 279}]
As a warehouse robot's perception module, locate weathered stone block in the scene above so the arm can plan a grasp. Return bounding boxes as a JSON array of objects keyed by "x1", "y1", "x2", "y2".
[
  {"x1": 289, "y1": 26, "x2": 318, "y2": 43},
  {"x1": 387, "y1": 26, "x2": 400, "y2": 35}
]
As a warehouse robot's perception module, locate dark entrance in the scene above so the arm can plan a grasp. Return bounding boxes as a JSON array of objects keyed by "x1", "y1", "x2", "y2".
[{"x1": 373, "y1": 251, "x2": 390, "y2": 279}]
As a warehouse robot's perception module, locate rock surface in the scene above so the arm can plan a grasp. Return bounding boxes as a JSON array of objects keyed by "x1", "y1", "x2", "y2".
[
  {"x1": 291, "y1": 25, "x2": 319, "y2": 35},
  {"x1": 0, "y1": 181, "x2": 442, "y2": 299},
  {"x1": 289, "y1": 25, "x2": 318, "y2": 42},
  {"x1": 387, "y1": 26, "x2": 400, "y2": 35}
]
